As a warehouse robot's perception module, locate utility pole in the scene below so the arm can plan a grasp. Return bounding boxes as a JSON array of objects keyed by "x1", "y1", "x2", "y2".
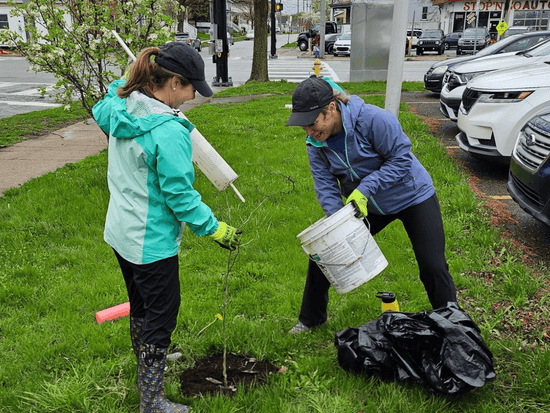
[
  {"x1": 385, "y1": 0, "x2": 410, "y2": 117},
  {"x1": 212, "y1": 0, "x2": 232, "y2": 86},
  {"x1": 474, "y1": 0, "x2": 481, "y2": 53},
  {"x1": 320, "y1": 0, "x2": 326, "y2": 58}
]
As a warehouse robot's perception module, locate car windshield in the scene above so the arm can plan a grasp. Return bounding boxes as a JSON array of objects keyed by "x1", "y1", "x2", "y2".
[
  {"x1": 475, "y1": 35, "x2": 522, "y2": 56},
  {"x1": 463, "y1": 29, "x2": 486, "y2": 38},
  {"x1": 421, "y1": 31, "x2": 441, "y2": 38},
  {"x1": 526, "y1": 39, "x2": 550, "y2": 56},
  {"x1": 338, "y1": 33, "x2": 351, "y2": 40}
]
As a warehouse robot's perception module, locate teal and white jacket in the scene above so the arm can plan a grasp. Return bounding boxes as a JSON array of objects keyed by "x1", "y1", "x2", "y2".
[{"x1": 93, "y1": 80, "x2": 218, "y2": 265}]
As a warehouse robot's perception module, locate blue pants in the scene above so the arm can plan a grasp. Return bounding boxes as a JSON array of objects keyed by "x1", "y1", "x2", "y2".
[
  {"x1": 114, "y1": 250, "x2": 181, "y2": 348},
  {"x1": 298, "y1": 193, "x2": 457, "y2": 327}
]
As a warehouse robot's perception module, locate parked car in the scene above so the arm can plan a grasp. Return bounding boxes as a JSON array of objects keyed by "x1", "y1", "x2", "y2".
[
  {"x1": 424, "y1": 31, "x2": 550, "y2": 94},
  {"x1": 455, "y1": 62, "x2": 550, "y2": 163},
  {"x1": 245, "y1": 29, "x2": 254, "y2": 40},
  {"x1": 407, "y1": 29, "x2": 422, "y2": 49},
  {"x1": 507, "y1": 108, "x2": 550, "y2": 226},
  {"x1": 325, "y1": 33, "x2": 342, "y2": 55},
  {"x1": 174, "y1": 32, "x2": 201, "y2": 51},
  {"x1": 227, "y1": 31, "x2": 234, "y2": 46},
  {"x1": 416, "y1": 29, "x2": 445, "y2": 55},
  {"x1": 440, "y1": 37, "x2": 550, "y2": 121},
  {"x1": 333, "y1": 32, "x2": 351, "y2": 56},
  {"x1": 296, "y1": 22, "x2": 338, "y2": 52},
  {"x1": 456, "y1": 27, "x2": 491, "y2": 55},
  {"x1": 503, "y1": 25, "x2": 534, "y2": 38},
  {"x1": 444, "y1": 32, "x2": 462, "y2": 49}
]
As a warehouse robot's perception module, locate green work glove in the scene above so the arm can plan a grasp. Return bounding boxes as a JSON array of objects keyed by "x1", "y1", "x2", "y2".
[
  {"x1": 345, "y1": 189, "x2": 369, "y2": 218},
  {"x1": 209, "y1": 222, "x2": 242, "y2": 251}
]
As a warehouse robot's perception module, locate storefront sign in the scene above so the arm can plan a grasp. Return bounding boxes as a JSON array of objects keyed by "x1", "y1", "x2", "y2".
[{"x1": 464, "y1": 1, "x2": 550, "y2": 10}]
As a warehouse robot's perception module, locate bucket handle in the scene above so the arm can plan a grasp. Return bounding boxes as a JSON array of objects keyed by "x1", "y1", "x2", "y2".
[{"x1": 307, "y1": 218, "x2": 372, "y2": 267}]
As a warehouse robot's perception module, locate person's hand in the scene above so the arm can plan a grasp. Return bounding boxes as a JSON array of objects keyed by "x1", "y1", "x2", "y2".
[
  {"x1": 345, "y1": 189, "x2": 368, "y2": 218},
  {"x1": 209, "y1": 222, "x2": 242, "y2": 251}
]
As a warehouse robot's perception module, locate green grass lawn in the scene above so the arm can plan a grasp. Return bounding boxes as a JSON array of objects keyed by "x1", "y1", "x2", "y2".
[
  {"x1": 0, "y1": 102, "x2": 89, "y2": 147},
  {"x1": 0, "y1": 81, "x2": 548, "y2": 412}
]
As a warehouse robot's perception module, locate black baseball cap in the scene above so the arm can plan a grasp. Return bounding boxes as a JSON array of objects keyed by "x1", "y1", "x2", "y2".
[
  {"x1": 286, "y1": 77, "x2": 334, "y2": 126},
  {"x1": 156, "y1": 42, "x2": 213, "y2": 97}
]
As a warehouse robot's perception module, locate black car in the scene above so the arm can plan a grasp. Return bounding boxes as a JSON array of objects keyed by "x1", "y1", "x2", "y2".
[
  {"x1": 175, "y1": 32, "x2": 201, "y2": 52},
  {"x1": 444, "y1": 32, "x2": 462, "y2": 50},
  {"x1": 423, "y1": 31, "x2": 550, "y2": 94},
  {"x1": 507, "y1": 109, "x2": 550, "y2": 227},
  {"x1": 296, "y1": 22, "x2": 338, "y2": 52},
  {"x1": 416, "y1": 29, "x2": 445, "y2": 55}
]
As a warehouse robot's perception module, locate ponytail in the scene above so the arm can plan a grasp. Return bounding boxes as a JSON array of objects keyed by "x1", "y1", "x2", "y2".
[{"x1": 117, "y1": 47, "x2": 191, "y2": 99}]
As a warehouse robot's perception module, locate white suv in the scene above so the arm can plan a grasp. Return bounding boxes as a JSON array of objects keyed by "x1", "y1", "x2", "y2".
[
  {"x1": 333, "y1": 32, "x2": 351, "y2": 56},
  {"x1": 440, "y1": 37, "x2": 550, "y2": 121},
  {"x1": 456, "y1": 62, "x2": 550, "y2": 163}
]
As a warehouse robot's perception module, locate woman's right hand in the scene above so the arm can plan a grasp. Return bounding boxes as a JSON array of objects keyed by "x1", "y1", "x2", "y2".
[{"x1": 209, "y1": 222, "x2": 242, "y2": 251}]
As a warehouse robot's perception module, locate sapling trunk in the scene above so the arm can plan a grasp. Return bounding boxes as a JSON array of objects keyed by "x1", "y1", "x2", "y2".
[{"x1": 222, "y1": 252, "x2": 231, "y2": 387}]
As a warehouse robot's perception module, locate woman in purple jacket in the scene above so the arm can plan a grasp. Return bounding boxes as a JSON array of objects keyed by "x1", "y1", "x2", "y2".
[{"x1": 286, "y1": 77, "x2": 457, "y2": 334}]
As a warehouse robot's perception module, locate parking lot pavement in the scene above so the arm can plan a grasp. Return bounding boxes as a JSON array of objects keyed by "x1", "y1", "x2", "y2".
[{"x1": 401, "y1": 90, "x2": 550, "y2": 268}]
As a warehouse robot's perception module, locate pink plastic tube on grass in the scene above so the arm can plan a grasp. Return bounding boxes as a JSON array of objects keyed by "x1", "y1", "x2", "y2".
[{"x1": 96, "y1": 302, "x2": 130, "y2": 323}]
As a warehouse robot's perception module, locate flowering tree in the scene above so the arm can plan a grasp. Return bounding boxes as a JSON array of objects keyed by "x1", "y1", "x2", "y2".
[{"x1": 0, "y1": 0, "x2": 180, "y2": 117}]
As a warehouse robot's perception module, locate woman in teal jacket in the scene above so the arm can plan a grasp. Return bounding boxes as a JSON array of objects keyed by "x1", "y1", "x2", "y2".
[{"x1": 93, "y1": 43, "x2": 240, "y2": 413}]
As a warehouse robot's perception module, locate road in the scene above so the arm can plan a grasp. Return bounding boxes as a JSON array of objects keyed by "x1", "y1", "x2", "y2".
[{"x1": 1, "y1": 40, "x2": 549, "y2": 268}]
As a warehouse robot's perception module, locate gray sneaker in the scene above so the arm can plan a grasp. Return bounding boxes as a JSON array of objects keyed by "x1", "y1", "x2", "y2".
[{"x1": 288, "y1": 321, "x2": 311, "y2": 335}]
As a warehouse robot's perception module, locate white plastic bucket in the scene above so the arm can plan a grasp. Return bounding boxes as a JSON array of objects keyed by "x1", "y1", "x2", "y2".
[{"x1": 297, "y1": 203, "x2": 388, "y2": 294}]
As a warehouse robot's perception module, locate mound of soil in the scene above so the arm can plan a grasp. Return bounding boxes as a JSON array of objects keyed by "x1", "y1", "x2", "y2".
[{"x1": 180, "y1": 353, "x2": 279, "y2": 397}]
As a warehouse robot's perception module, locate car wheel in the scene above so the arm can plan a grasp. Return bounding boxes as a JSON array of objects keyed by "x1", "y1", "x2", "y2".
[
  {"x1": 298, "y1": 40, "x2": 308, "y2": 52},
  {"x1": 438, "y1": 47, "x2": 443, "y2": 55},
  {"x1": 456, "y1": 48, "x2": 461, "y2": 55},
  {"x1": 416, "y1": 48, "x2": 423, "y2": 56},
  {"x1": 327, "y1": 44, "x2": 333, "y2": 55},
  {"x1": 444, "y1": 42, "x2": 449, "y2": 50}
]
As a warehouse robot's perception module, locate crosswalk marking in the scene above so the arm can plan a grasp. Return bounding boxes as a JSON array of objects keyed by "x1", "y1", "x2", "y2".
[
  {"x1": 1, "y1": 100, "x2": 60, "y2": 107},
  {"x1": 0, "y1": 81, "x2": 59, "y2": 108},
  {"x1": 268, "y1": 58, "x2": 339, "y2": 83},
  {"x1": 12, "y1": 86, "x2": 55, "y2": 96}
]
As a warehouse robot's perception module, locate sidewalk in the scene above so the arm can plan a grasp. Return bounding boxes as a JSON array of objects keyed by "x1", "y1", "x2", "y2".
[{"x1": 0, "y1": 120, "x2": 109, "y2": 196}]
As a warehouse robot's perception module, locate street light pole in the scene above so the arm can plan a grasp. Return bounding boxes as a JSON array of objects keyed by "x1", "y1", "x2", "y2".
[
  {"x1": 270, "y1": 0, "x2": 278, "y2": 59},
  {"x1": 213, "y1": 0, "x2": 232, "y2": 86}
]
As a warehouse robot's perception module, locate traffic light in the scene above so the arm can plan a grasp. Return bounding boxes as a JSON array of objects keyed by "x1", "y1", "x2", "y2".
[{"x1": 275, "y1": 3, "x2": 283, "y2": 12}]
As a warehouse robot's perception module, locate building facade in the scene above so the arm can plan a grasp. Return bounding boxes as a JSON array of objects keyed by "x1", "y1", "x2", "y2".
[{"x1": 435, "y1": 0, "x2": 550, "y2": 34}]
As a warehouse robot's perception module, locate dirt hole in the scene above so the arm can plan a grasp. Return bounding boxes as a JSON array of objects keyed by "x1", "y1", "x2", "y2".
[{"x1": 179, "y1": 352, "x2": 280, "y2": 397}]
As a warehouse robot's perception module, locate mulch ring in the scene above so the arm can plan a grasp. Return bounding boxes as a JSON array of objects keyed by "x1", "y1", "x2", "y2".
[{"x1": 180, "y1": 352, "x2": 280, "y2": 397}]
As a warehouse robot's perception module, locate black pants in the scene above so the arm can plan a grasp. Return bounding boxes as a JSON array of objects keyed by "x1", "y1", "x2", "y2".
[
  {"x1": 298, "y1": 193, "x2": 457, "y2": 327},
  {"x1": 113, "y1": 249, "x2": 181, "y2": 348}
]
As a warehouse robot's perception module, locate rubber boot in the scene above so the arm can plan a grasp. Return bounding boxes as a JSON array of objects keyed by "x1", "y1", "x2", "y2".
[
  {"x1": 130, "y1": 316, "x2": 145, "y2": 359},
  {"x1": 138, "y1": 342, "x2": 190, "y2": 413}
]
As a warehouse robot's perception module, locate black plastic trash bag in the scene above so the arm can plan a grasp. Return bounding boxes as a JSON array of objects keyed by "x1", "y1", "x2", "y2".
[{"x1": 335, "y1": 302, "x2": 496, "y2": 396}]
